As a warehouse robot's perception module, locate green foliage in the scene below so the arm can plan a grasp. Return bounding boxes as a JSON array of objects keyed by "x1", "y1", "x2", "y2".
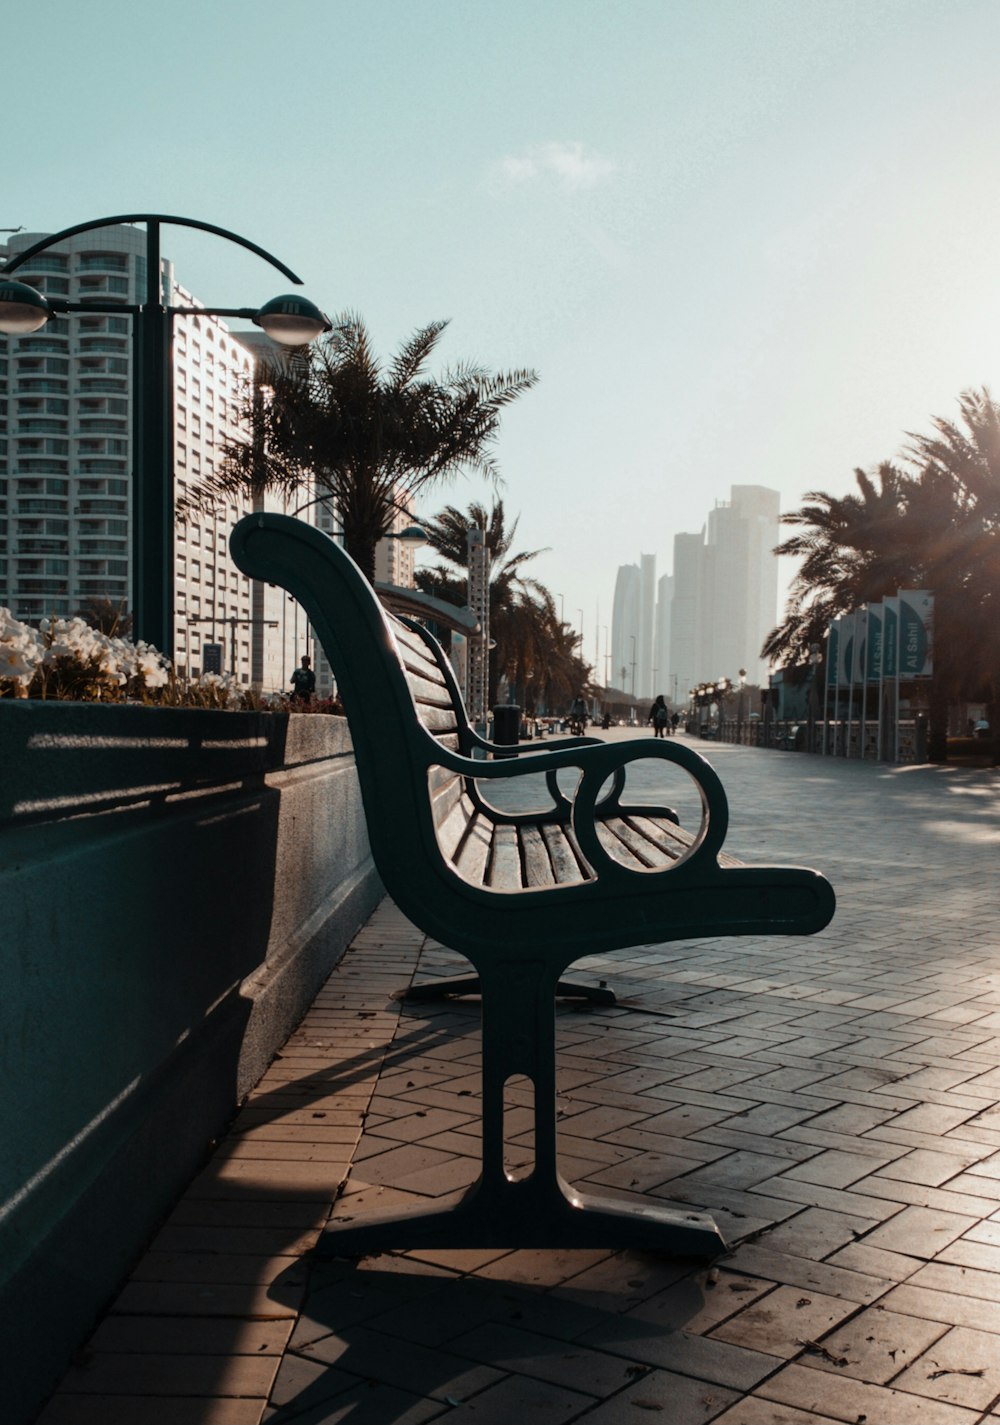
[
  {"x1": 415, "y1": 499, "x2": 590, "y2": 711},
  {"x1": 181, "y1": 314, "x2": 537, "y2": 583},
  {"x1": 766, "y1": 387, "x2": 1000, "y2": 716}
]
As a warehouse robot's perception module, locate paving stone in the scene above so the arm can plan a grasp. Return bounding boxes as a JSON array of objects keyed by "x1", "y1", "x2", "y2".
[
  {"x1": 712, "y1": 1399, "x2": 841, "y2": 1424},
  {"x1": 797, "y1": 1305, "x2": 947, "y2": 1383},
  {"x1": 87, "y1": 1316, "x2": 292, "y2": 1356},
  {"x1": 625, "y1": 1270, "x2": 775, "y2": 1334},
  {"x1": 776, "y1": 1150, "x2": 894, "y2": 1191},
  {"x1": 724, "y1": 1244, "x2": 891, "y2": 1305},
  {"x1": 36, "y1": 1399, "x2": 265, "y2": 1425},
  {"x1": 757, "y1": 1361, "x2": 981, "y2": 1424},
  {"x1": 575, "y1": 1316, "x2": 777, "y2": 1391},
  {"x1": 879, "y1": 1282, "x2": 1000, "y2": 1333},
  {"x1": 263, "y1": 1379, "x2": 446, "y2": 1423},
  {"x1": 448, "y1": 1320, "x2": 641, "y2": 1396},
  {"x1": 707, "y1": 1284, "x2": 857, "y2": 1359},
  {"x1": 573, "y1": 1369, "x2": 740, "y2": 1423},
  {"x1": 859, "y1": 1204, "x2": 979, "y2": 1257},
  {"x1": 890, "y1": 1324, "x2": 1000, "y2": 1409},
  {"x1": 297, "y1": 1322, "x2": 503, "y2": 1401},
  {"x1": 432, "y1": 1374, "x2": 594, "y2": 1421},
  {"x1": 755, "y1": 1206, "x2": 876, "y2": 1260},
  {"x1": 57, "y1": 1351, "x2": 278, "y2": 1396}
]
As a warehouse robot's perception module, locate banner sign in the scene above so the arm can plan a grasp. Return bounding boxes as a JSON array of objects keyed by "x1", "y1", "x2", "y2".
[
  {"x1": 839, "y1": 611, "x2": 855, "y2": 687},
  {"x1": 827, "y1": 619, "x2": 841, "y2": 687},
  {"x1": 866, "y1": 603, "x2": 883, "y2": 685},
  {"x1": 882, "y1": 597, "x2": 898, "y2": 680},
  {"x1": 897, "y1": 590, "x2": 933, "y2": 678},
  {"x1": 851, "y1": 606, "x2": 868, "y2": 684}
]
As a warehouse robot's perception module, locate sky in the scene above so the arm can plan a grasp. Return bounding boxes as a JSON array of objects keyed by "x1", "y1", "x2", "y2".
[{"x1": 7, "y1": 0, "x2": 1000, "y2": 674}]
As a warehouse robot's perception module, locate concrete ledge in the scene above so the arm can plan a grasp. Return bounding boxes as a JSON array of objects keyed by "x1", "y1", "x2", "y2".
[{"x1": 0, "y1": 702, "x2": 382, "y2": 1424}]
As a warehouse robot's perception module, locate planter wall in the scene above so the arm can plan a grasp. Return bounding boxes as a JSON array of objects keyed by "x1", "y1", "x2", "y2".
[{"x1": 0, "y1": 703, "x2": 382, "y2": 1423}]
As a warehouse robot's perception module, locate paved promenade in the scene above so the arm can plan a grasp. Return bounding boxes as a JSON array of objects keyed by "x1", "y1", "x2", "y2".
[{"x1": 38, "y1": 733, "x2": 1000, "y2": 1424}]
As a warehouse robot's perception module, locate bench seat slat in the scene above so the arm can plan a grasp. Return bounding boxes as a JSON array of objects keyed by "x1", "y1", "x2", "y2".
[
  {"x1": 519, "y1": 824, "x2": 556, "y2": 887},
  {"x1": 540, "y1": 822, "x2": 592, "y2": 884},
  {"x1": 454, "y1": 806, "x2": 492, "y2": 886},
  {"x1": 435, "y1": 785, "x2": 474, "y2": 865},
  {"x1": 486, "y1": 823, "x2": 521, "y2": 890},
  {"x1": 627, "y1": 814, "x2": 742, "y2": 869}
]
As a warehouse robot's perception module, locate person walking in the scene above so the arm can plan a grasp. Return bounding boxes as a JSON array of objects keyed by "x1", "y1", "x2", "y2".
[
  {"x1": 648, "y1": 694, "x2": 669, "y2": 738},
  {"x1": 290, "y1": 654, "x2": 316, "y2": 703}
]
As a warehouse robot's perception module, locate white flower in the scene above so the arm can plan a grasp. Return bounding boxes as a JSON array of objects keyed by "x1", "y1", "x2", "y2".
[{"x1": 0, "y1": 608, "x2": 44, "y2": 684}]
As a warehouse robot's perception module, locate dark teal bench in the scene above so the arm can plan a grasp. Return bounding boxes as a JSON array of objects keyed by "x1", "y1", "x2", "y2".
[{"x1": 231, "y1": 513, "x2": 835, "y2": 1260}]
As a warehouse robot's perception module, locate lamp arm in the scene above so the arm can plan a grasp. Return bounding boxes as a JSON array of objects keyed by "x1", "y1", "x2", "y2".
[{"x1": 2, "y1": 213, "x2": 304, "y2": 285}]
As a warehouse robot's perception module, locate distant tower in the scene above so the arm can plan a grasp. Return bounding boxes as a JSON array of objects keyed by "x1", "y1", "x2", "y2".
[
  {"x1": 654, "y1": 573, "x2": 673, "y2": 701},
  {"x1": 704, "y1": 486, "x2": 779, "y2": 684},
  {"x1": 668, "y1": 530, "x2": 705, "y2": 699},
  {"x1": 611, "y1": 563, "x2": 640, "y2": 694},
  {"x1": 637, "y1": 552, "x2": 656, "y2": 699}
]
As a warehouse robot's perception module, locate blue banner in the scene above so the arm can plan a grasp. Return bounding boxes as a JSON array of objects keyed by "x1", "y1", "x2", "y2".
[
  {"x1": 866, "y1": 603, "x2": 883, "y2": 685},
  {"x1": 827, "y1": 619, "x2": 840, "y2": 687},
  {"x1": 882, "y1": 597, "x2": 898, "y2": 680},
  {"x1": 897, "y1": 591, "x2": 933, "y2": 678}
]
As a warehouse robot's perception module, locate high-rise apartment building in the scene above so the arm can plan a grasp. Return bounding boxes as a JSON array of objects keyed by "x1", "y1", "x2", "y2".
[
  {"x1": 636, "y1": 552, "x2": 656, "y2": 700},
  {"x1": 668, "y1": 530, "x2": 705, "y2": 699},
  {"x1": 654, "y1": 572, "x2": 673, "y2": 702},
  {"x1": 667, "y1": 485, "x2": 779, "y2": 692},
  {"x1": 0, "y1": 225, "x2": 312, "y2": 691}
]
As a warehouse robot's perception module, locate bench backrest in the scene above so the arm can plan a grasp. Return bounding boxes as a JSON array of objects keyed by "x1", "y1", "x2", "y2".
[{"x1": 231, "y1": 513, "x2": 494, "y2": 902}]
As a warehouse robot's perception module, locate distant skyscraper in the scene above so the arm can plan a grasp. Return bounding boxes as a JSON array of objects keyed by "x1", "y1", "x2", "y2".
[
  {"x1": 654, "y1": 572, "x2": 673, "y2": 701},
  {"x1": 637, "y1": 552, "x2": 656, "y2": 699},
  {"x1": 703, "y1": 485, "x2": 779, "y2": 684},
  {"x1": 664, "y1": 485, "x2": 779, "y2": 693},
  {"x1": 611, "y1": 562, "x2": 640, "y2": 693},
  {"x1": 668, "y1": 530, "x2": 705, "y2": 700}
]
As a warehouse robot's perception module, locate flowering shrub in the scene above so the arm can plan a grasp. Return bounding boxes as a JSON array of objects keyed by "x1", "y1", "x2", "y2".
[
  {"x1": 0, "y1": 607, "x2": 341, "y2": 712},
  {"x1": 1, "y1": 609, "x2": 171, "y2": 701}
]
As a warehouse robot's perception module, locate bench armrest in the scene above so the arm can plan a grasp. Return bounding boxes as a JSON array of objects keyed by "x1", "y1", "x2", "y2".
[{"x1": 429, "y1": 735, "x2": 727, "y2": 871}]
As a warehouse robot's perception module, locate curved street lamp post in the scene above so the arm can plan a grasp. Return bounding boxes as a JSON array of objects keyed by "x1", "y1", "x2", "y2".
[{"x1": 0, "y1": 213, "x2": 330, "y2": 656}]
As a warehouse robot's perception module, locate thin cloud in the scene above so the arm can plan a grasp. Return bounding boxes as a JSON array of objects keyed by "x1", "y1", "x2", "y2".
[{"x1": 491, "y1": 141, "x2": 617, "y2": 193}]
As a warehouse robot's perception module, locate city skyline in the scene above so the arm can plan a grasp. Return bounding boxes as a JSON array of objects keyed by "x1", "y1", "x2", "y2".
[{"x1": 609, "y1": 484, "x2": 779, "y2": 704}]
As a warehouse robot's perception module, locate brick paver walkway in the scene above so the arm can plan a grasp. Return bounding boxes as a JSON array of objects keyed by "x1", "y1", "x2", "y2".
[{"x1": 38, "y1": 733, "x2": 1000, "y2": 1424}]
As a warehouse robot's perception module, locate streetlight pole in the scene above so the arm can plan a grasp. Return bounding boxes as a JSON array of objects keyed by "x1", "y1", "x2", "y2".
[
  {"x1": 0, "y1": 213, "x2": 329, "y2": 657},
  {"x1": 629, "y1": 634, "x2": 637, "y2": 700}
]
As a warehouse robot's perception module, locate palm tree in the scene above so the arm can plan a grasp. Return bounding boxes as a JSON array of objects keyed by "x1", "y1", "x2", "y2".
[
  {"x1": 416, "y1": 500, "x2": 589, "y2": 710},
  {"x1": 183, "y1": 314, "x2": 537, "y2": 583},
  {"x1": 763, "y1": 462, "x2": 919, "y2": 666},
  {"x1": 765, "y1": 388, "x2": 1000, "y2": 759},
  {"x1": 905, "y1": 387, "x2": 1000, "y2": 749}
]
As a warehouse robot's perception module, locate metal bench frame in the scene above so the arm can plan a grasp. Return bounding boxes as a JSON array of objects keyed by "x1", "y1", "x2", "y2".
[{"x1": 232, "y1": 513, "x2": 836, "y2": 1260}]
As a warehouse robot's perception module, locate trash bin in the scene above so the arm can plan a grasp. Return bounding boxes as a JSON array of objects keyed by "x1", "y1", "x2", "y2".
[{"x1": 492, "y1": 704, "x2": 521, "y2": 754}]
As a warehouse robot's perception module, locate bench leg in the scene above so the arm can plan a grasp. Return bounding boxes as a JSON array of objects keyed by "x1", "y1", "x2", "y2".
[{"x1": 319, "y1": 957, "x2": 724, "y2": 1260}]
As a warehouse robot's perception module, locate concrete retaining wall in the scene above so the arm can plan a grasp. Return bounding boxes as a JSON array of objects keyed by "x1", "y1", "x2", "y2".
[{"x1": 0, "y1": 703, "x2": 382, "y2": 1423}]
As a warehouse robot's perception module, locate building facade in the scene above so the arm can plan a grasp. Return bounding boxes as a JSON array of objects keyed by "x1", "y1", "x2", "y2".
[{"x1": 1, "y1": 225, "x2": 312, "y2": 693}]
